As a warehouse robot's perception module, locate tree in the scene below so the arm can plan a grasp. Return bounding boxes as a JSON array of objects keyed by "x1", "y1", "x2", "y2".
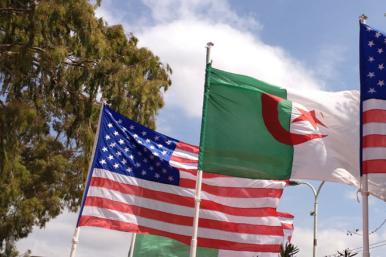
[
  {"x1": 336, "y1": 249, "x2": 358, "y2": 257},
  {"x1": 280, "y1": 242, "x2": 300, "y2": 257},
  {"x1": 0, "y1": 0, "x2": 172, "y2": 255}
]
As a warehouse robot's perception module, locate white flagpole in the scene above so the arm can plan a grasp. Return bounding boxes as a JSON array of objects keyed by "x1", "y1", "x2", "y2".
[
  {"x1": 69, "y1": 101, "x2": 105, "y2": 257},
  {"x1": 189, "y1": 42, "x2": 214, "y2": 257},
  {"x1": 69, "y1": 227, "x2": 80, "y2": 257},
  {"x1": 361, "y1": 174, "x2": 370, "y2": 257},
  {"x1": 128, "y1": 234, "x2": 137, "y2": 257},
  {"x1": 189, "y1": 169, "x2": 203, "y2": 257},
  {"x1": 359, "y1": 14, "x2": 370, "y2": 257}
]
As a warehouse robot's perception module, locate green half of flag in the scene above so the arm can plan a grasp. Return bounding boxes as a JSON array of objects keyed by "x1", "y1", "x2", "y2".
[
  {"x1": 133, "y1": 234, "x2": 218, "y2": 257},
  {"x1": 198, "y1": 65, "x2": 293, "y2": 179}
]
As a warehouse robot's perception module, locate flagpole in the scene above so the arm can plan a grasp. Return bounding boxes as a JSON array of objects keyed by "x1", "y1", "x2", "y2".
[
  {"x1": 128, "y1": 234, "x2": 137, "y2": 257},
  {"x1": 359, "y1": 14, "x2": 370, "y2": 257},
  {"x1": 189, "y1": 169, "x2": 203, "y2": 257},
  {"x1": 189, "y1": 42, "x2": 214, "y2": 257},
  {"x1": 69, "y1": 100, "x2": 105, "y2": 257},
  {"x1": 361, "y1": 174, "x2": 370, "y2": 257}
]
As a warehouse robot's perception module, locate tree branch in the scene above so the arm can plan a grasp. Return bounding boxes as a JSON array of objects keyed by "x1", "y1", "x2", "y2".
[{"x1": 0, "y1": 8, "x2": 32, "y2": 14}]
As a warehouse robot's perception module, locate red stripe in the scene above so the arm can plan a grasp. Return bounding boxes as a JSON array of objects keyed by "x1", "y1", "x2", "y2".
[
  {"x1": 363, "y1": 109, "x2": 386, "y2": 123},
  {"x1": 90, "y1": 177, "x2": 278, "y2": 216},
  {"x1": 180, "y1": 178, "x2": 283, "y2": 198},
  {"x1": 277, "y1": 212, "x2": 294, "y2": 219},
  {"x1": 362, "y1": 160, "x2": 386, "y2": 174},
  {"x1": 84, "y1": 197, "x2": 283, "y2": 235},
  {"x1": 282, "y1": 223, "x2": 294, "y2": 230},
  {"x1": 79, "y1": 216, "x2": 281, "y2": 252},
  {"x1": 181, "y1": 168, "x2": 286, "y2": 182},
  {"x1": 176, "y1": 141, "x2": 199, "y2": 154},
  {"x1": 179, "y1": 168, "x2": 232, "y2": 179},
  {"x1": 363, "y1": 135, "x2": 386, "y2": 147},
  {"x1": 85, "y1": 196, "x2": 193, "y2": 226},
  {"x1": 170, "y1": 155, "x2": 198, "y2": 164}
]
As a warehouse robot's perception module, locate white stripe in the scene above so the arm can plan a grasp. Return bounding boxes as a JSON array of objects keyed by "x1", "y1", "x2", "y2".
[
  {"x1": 82, "y1": 206, "x2": 284, "y2": 245},
  {"x1": 218, "y1": 250, "x2": 279, "y2": 257},
  {"x1": 87, "y1": 186, "x2": 282, "y2": 226},
  {"x1": 169, "y1": 160, "x2": 198, "y2": 170},
  {"x1": 283, "y1": 229, "x2": 293, "y2": 244},
  {"x1": 172, "y1": 148, "x2": 198, "y2": 160},
  {"x1": 92, "y1": 168, "x2": 194, "y2": 198},
  {"x1": 278, "y1": 216, "x2": 294, "y2": 224},
  {"x1": 363, "y1": 99, "x2": 386, "y2": 111},
  {"x1": 363, "y1": 123, "x2": 386, "y2": 136},
  {"x1": 280, "y1": 221, "x2": 294, "y2": 227},
  {"x1": 363, "y1": 147, "x2": 386, "y2": 161},
  {"x1": 92, "y1": 169, "x2": 280, "y2": 208},
  {"x1": 368, "y1": 173, "x2": 386, "y2": 189},
  {"x1": 180, "y1": 170, "x2": 286, "y2": 189},
  {"x1": 281, "y1": 221, "x2": 294, "y2": 227}
]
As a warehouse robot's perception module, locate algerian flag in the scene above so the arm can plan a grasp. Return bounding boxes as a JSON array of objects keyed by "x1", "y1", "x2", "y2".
[
  {"x1": 199, "y1": 65, "x2": 385, "y2": 200},
  {"x1": 132, "y1": 234, "x2": 279, "y2": 257}
]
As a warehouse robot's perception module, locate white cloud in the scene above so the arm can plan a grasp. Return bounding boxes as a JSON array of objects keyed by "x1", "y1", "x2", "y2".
[
  {"x1": 16, "y1": 212, "x2": 134, "y2": 257},
  {"x1": 136, "y1": 21, "x2": 321, "y2": 117},
  {"x1": 97, "y1": 0, "x2": 323, "y2": 118},
  {"x1": 313, "y1": 44, "x2": 348, "y2": 86},
  {"x1": 293, "y1": 226, "x2": 386, "y2": 257},
  {"x1": 141, "y1": 0, "x2": 260, "y2": 30}
]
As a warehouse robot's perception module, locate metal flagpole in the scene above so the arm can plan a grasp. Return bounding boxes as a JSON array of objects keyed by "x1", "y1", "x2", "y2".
[
  {"x1": 69, "y1": 101, "x2": 105, "y2": 257},
  {"x1": 128, "y1": 234, "x2": 137, "y2": 257},
  {"x1": 361, "y1": 174, "x2": 370, "y2": 257},
  {"x1": 189, "y1": 42, "x2": 214, "y2": 257},
  {"x1": 359, "y1": 14, "x2": 370, "y2": 257}
]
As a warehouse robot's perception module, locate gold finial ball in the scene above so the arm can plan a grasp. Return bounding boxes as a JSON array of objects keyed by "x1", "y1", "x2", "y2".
[{"x1": 359, "y1": 14, "x2": 368, "y2": 22}]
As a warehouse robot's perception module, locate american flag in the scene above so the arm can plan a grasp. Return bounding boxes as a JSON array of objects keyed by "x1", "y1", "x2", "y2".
[
  {"x1": 77, "y1": 105, "x2": 287, "y2": 256},
  {"x1": 277, "y1": 212, "x2": 294, "y2": 244},
  {"x1": 360, "y1": 22, "x2": 386, "y2": 189}
]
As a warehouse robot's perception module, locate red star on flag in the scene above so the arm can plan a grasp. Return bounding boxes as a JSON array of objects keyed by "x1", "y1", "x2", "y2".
[{"x1": 292, "y1": 108, "x2": 327, "y2": 129}]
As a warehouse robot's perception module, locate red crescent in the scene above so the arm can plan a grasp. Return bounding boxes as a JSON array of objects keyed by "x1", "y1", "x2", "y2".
[{"x1": 261, "y1": 93, "x2": 326, "y2": 145}]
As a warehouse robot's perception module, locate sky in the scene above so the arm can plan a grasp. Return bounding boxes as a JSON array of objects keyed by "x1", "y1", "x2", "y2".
[{"x1": 16, "y1": 1, "x2": 386, "y2": 257}]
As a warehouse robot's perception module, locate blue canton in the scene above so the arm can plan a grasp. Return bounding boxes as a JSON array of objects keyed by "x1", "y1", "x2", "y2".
[
  {"x1": 91, "y1": 105, "x2": 180, "y2": 185},
  {"x1": 360, "y1": 22, "x2": 386, "y2": 100}
]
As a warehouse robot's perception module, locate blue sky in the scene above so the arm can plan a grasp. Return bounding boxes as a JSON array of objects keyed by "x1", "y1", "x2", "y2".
[{"x1": 17, "y1": 1, "x2": 386, "y2": 256}]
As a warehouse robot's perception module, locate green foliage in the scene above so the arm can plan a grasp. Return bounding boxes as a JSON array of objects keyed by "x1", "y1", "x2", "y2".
[
  {"x1": 0, "y1": 0, "x2": 172, "y2": 255},
  {"x1": 336, "y1": 249, "x2": 358, "y2": 257},
  {"x1": 280, "y1": 242, "x2": 300, "y2": 257}
]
